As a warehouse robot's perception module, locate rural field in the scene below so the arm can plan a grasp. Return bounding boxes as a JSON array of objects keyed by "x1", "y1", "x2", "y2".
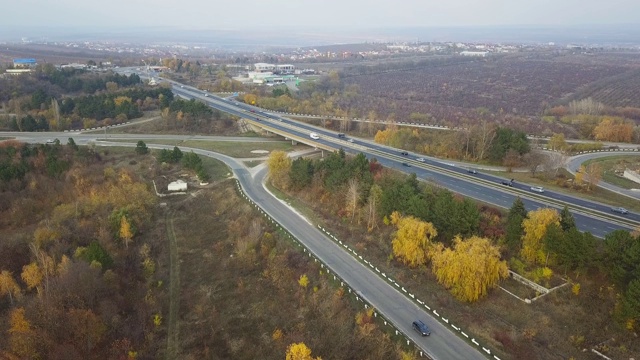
[
  {"x1": 340, "y1": 53, "x2": 640, "y2": 136},
  {"x1": 167, "y1": 179, "x2": 412, "y2": 359}
]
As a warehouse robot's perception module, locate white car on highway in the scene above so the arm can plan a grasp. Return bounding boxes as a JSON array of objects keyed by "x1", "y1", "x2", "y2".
[{"x1": 530, "y1": 186, "x2": 545, "y2": 193}]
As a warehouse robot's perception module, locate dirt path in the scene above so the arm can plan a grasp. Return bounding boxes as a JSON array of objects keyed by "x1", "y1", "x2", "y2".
[{"x1": 165, "y1": 212, "x2": 180, "y2": 359}]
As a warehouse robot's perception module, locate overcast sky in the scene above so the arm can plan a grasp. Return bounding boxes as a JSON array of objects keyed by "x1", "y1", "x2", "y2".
[{"x1": 8, "y1": 0, "x2": 640, "y2": 30}]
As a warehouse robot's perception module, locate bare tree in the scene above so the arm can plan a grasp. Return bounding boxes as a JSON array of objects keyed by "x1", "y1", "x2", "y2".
[
  {"x1": 367, "y1": 184, "x2": 383, "y2": 231},
  {"x1": 471, "y1": 121, "x2": 496, "y2": 161},
  {"x1": 503, "y1": 149, "x2": 521, "y2": 172},
  {"x1": 585, "y1": 163, "x2": 602, "y2": 191},
  {"x1": 522, "y1": 150, "x2": 547, "y2": 177},
  {"x1": 569, "y1": 97, "x2": 604, "y2": 115},
  {"x1": 346, "y1": 178, "x2": 360, "y2": 223},
  {"x1": 542, "y1": 152, "x2": 568, "y2": 178}
]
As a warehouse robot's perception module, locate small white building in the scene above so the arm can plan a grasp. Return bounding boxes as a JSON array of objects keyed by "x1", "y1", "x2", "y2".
[
  {"x1": 168, "y1": 179, "x2": 188, "y2": 192},
  {"x1": 254, "y1": 63, "x2": 276, "y2": 72},
  {"x1": 276, "y1": 64, "x2": 295, "y2": 73},
  {"x1": 460, "y1": 51, "x2": 489, "y2": 57}
]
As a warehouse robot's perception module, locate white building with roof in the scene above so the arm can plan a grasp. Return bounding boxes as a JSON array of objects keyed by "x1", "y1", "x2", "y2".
[
  {"x1": 460, "y1": 51, "x2": 489, "y2": 57},
  {"x1": 254, "y1": 63, "x2": 276, "y2": 72},
  {"x1": 168, "y1": 179, "x2": 187, "y2": 192},
  {"x1": 276, "y1": 64, "x2": 295, "y2": 73}
]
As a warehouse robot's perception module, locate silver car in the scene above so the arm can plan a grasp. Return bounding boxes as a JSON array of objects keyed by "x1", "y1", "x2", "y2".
[{"x1": 530, "y1": 186, "x2": 545, "y2": 193}]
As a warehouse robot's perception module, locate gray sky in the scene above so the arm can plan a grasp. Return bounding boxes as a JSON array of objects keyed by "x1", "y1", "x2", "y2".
[{"x1": 8, "y1": 0, "x2": 640, "y2": 29}]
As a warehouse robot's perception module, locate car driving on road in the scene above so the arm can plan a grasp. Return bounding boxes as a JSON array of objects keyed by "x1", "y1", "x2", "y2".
[
  {"x1": 501, "y1": 179, "x2": 514, "y2": 187},
  {"x1": 611, "y1": 207, "x2": 629, "y2": 214},
  {"x1": 530, "y1": 186, "x2": 545, "y2": 193},
  {"x1": 412, "y1": 320, "x2": 431, "y2": 336},
  {"x1": 416, "y1": 158, "x2": 426, "y2": 162}
]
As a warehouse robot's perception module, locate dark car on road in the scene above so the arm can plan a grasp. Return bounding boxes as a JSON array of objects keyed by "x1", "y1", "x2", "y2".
[
  {"x1": 467, "y1": 168, "x2": 478, "y2": 174},
  {"x1": 412, "y1": 320, "x2": 431, "y2": 336},
  {"x1": 400, "y1": 151, "x2": 409, "y2": 156},
  {"x1": 402, "y1": 162, "x2": 411, "y2": 167},
  {"x1": 501, "y1": 179, "x2": 514, "y2": 186}
]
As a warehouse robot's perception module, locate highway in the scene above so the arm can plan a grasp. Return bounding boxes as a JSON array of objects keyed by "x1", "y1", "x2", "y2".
[
  {"x1": 95, "y1": 140, "x2": 488, "y2": 360},
  {"x1": 3, "y1": 70, "x2": 636, "y2": 359},
  {"x1": 3, "y1": 131, "x2": 489, "y2": 359},
  {"x1": 163, "y1": 81, "x2": 636, "y2": 237}
]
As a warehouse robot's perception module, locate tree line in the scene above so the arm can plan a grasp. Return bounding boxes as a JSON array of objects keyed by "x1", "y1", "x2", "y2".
[
  {"x1": 0, "y1": 140, "x2": 159, "y2": 358},
  {"x1": 5, "y1": 87, "x2": 173, "y2": 132},
  {"x1": 267, "y1": 149, "x2": 640, "y2": 329}
]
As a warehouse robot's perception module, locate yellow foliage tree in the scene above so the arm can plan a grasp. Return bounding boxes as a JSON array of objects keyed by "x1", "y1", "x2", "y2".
[
  {"x1": 285, "y1": 342, "x2": 322, "y2": 360},
  {"x1": 373, "y1": 128, "x2": 397, "y2": 145},
  {"x1": 114, "y1": 96, "x2": 132, "y2": 107},
  {"x1": 57, "y1": 255, "x2": 72, "y2": 275},
  {"x1": 8, "y1": 307, "x2": 38, "y2": 358},
  {"x1": 272, "y1": 328, "x2": 283, "y2": 341},
  {"x1": 0, "y1": 270, "x2": 22, "y2": 305},
  {"x1": 120, "y1": 216, "x2": 134, "y2": 248},
  {"x1": 431, "y1": 236, "x2": 508, "y2": 302},
  {"x1": 21, "y1": 263, "x2": 43, "y2": 293},
  {"x1": 243, "y1": 93, "x2": 257, "y2": 105},
  {"x1": 33, "y1": 226, "x2": 61, "y2": 248},
  {"x1": 575, "y1": 165, "x2": 585, "y2": 187},
  {"x1": 593, "y1": 117, "x2": 634, "y2": 142},
  {"x1": 298, "y1": 274, "x2": 309, "y2": 288},
  {"x1": 266, "y1": 150, "x2": 292, "y2": 189},
  {"x1": 354, "y1": 307, "x2": 376, "y2": 336},
  {"x1": 390, "y1": 211, "x2": 438, "y2": 267},
  {"x1": 521, "y1": 208, "x2": 560, "y2": 265},
  {"x1": 548, "y1": 133, "x2": 568, "y2": 152}
]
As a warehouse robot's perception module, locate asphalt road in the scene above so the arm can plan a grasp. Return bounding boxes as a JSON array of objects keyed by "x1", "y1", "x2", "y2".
[
  {"x1": 95, "y1": 140, "x2": 487, "y2": 360},
  {"x1": 163, "y1": 84, "x2": 637, "y2": 237},
  {"x1": 567, "y1": 151, "x2": 640, "y2": 199},
  {"x1": 4, "y1": 81, "x2": 636, "y2": 237}
]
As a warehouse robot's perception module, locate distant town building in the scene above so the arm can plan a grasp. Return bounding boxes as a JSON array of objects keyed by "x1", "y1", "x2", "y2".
[
  {"x1": 168, "y1": 179, "x2": 187, "y2": 192},
  {"x1": 459, "y1": 51, "x2": 489, "y2": 57},
  {"x1": 61, "y1": 63, "x2": 87, "y2": 70},
  {"x1": 276, "y1": 64, "x2": 295, "y2": 74},
  {"x1": 254, "y1": 63, "x2": 276, "y2": 72},
  {"x1": 13, "y1": 58, "x2": 37, "y2": 68},
  {"x1": 5, "y1": 69, "x2": 32, "y2": 75},
  {"x1": 253, "y1": 63, "x2": 296, "y2": 74}
]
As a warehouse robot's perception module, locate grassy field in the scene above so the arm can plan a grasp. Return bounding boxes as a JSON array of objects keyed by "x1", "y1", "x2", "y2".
[
  {"x1": 243, "y1": 160, "x2": 264, "y2": 168},
  {"x1": 94, "y1": 146, "x2": 231, "y2": 183},
  {"x1": 166, "y1": 179, "x2": 409, "y2": 359},
  {"x1": 582, "y1": 155, "x2": 640, "y2": 189},
  {"x1": 106, "y1": 138, "x2": 307, "y2": 158}
]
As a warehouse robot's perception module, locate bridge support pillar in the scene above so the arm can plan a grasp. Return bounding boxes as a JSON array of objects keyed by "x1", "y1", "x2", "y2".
[{"x1": 291, "y1": 140, "x2": 297, "y2": 145}]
